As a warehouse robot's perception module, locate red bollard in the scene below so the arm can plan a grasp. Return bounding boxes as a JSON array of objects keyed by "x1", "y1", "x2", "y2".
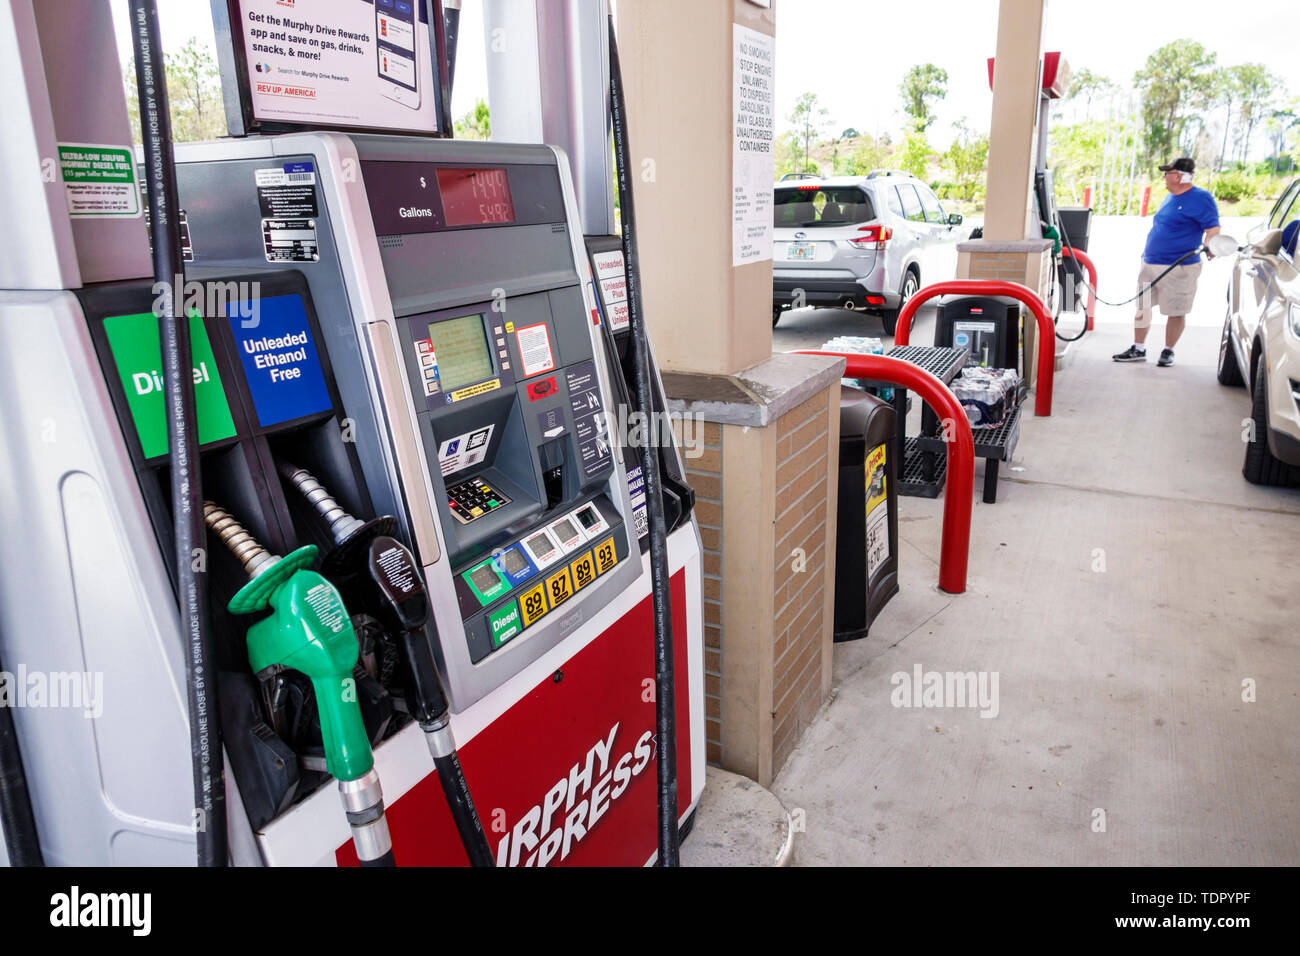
[
  {"x1": 1083, "y1": 186, "x2": 1092, "y2": 209},
  {"x1": 894, "y1": 280, "x2": 1055, "y2": 417},
  {"x1": 793, "y1": 351, "x2": 974, "y2": 594},
  {"x1": 1140, "y1": 186, "x2": 1151, "y2": 217}
]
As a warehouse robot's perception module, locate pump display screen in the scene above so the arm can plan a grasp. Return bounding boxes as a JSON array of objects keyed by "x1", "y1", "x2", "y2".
[
  {"x1": 427, "y1": 314, "x2": 493, "y2": 391},
  {"x1": 526, "y1": 534, "x2": 552, "y2": 560},
  {"x1": 436, "y1": 168, "x2": 515, "y2": 226},
  {"x1": 499, "y1": 549, "x2": 529, "y2": 576},
  {"x1": 468, "y1": 564, "x2": 501, "y2": 593}
]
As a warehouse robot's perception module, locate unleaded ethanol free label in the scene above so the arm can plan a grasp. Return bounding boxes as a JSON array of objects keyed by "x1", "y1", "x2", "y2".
[{"x1": 226, "y1": 295, "x2": 332, "y2": 426}]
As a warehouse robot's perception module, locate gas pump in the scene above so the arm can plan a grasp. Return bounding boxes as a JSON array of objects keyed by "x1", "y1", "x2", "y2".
[{"x1": 0, "y1": 0, "x2": 704, "y2": 867}]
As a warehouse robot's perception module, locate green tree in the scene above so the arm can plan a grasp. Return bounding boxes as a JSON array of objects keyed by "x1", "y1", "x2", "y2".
[
  {"x1": 834, "y1": 134, "x2": 891, "y2": 177},
  {"x1": 454, "y1": 98, "x2": 491, "y2": 140},
  {"x1": 788, "y1": 92, "x2": 831, "y2": 175},
  {"x1": 1229, "y1": 64, "x2": 1280, "y2": 164},
  {"x1": 900, "y1": 64, "x2": 948, "y2": 132},
  {"x1": 1133, "y1": 39, "x2": 1216, "y2": 167},
  {"x1": 898, "y1": 125, "x2": 932, "y2": 179},
  {"x1": 774, "y1": 131, "x2": 808, "y2": 179},
  {"x1": 123, "y1": 37, "x2": 226, "y2": 143},
  {"x1": 1063, "y1": 68, "x2": 1115, "y2": 123},
  {"x1": 941, "y1": 120, "x2": 989, "y2": 201}
]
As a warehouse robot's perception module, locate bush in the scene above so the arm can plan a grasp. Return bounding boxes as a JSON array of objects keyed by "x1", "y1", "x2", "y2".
[{"x1": 1211, "y1": 169, "x2": 1254, "y2": 203}]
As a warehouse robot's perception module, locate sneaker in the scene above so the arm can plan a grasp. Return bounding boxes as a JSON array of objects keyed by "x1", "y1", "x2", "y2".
[
  {"x1": 1157, "y1": 348, "x2": 1175, "y2": 367},
  {"x1": 1113, "y1": 345, "x2": 1147, "y2": 363}
]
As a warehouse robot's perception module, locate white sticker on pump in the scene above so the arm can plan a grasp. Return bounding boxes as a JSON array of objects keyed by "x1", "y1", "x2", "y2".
[
  {"x1": 591, "y1": 250, "x2": 625, "y2": 282},
  {"x1": 547, "y1": 515, "x2": 586, "y2": 554},
  {"x1": 437, "y1": 424, "x2": 494, "y2": 477},
  {"x1": 515, "y1": 323, "x2": 556, "y2": 378},
  {"x1": 572, "y1": 503, "x2": 610, "y2": 540},
  {"x1": 521, "y1": 527, "x2": 563, "y2": 569}
]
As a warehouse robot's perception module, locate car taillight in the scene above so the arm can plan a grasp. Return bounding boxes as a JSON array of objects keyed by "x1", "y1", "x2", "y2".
[{"x1": 848, "y1": 224, "x2": 892, "y2": 249}]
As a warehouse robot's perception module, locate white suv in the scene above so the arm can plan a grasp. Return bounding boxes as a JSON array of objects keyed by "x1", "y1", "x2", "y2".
[
  {"x1": 771, "y1": 171, "x2": 970, "y2": 332},
  {"x1": 1218, "y1": 177, "x2": 1300, "y2": 485}
]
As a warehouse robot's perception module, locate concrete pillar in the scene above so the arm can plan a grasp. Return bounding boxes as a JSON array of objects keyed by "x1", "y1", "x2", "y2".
[
  {"x1": 960, "y1": 0, "x2": 1052, "y2": 381},
  {"x1": 983, "y1": 0, "x2": 1046, "y2": 241},
  {"x1": 620, "y1": 0, "x2": 845, "y2": 785},
  {"x1": 616, "y1": 0, "x2": 773, "y2": 376}
]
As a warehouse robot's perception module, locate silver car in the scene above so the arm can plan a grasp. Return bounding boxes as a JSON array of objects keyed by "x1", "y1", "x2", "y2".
[
  {"x1": 1218, "y1": 177, "x2": 1300, "y2": 485},
  {"x1": 772, "y1": 171, "x2": 970, "y2": 333}
]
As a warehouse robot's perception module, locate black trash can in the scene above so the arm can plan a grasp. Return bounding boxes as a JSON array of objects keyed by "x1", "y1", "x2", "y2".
[
  {"x1": 1057, "y1": 206, "x2": 1093, "y2": 313},
  {"x1": 834, "y1": 389, "x2": 899, "y2": 641}
]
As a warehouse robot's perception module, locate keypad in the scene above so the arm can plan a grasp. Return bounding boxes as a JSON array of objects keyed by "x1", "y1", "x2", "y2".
[{"x1": 447, "y1": 477, "x2": 511, "y2": 524}]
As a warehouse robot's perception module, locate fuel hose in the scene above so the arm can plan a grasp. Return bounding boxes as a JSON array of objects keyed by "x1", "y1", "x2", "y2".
[
  {"x1": 607, "y1": 16, "x2": 680, "y2": 867},
  {"x1": 129, "y1": 0, "x2": 226, "y2": 866}
]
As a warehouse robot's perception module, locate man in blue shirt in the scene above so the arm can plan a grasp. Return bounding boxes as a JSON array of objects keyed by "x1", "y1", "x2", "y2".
[{"x1": 1113, "y1": 157, "x2": 1221, "y2": 367}]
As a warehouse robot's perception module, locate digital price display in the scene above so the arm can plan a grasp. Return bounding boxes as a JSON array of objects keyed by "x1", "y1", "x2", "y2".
[{"x1": 436, "y1": 167, "x2": 515, "y2": 226}]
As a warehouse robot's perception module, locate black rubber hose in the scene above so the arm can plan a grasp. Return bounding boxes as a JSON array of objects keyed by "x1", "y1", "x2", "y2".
[
  {"x1": 399, "y1": 632, "x2": 493, "y2": 866},
  {"x1": 361, "y1": 849, "x2": 395, "y2": 867},
  {"x1": 432, "y1": 751, "x2": 494, "y2": 866},
  {"x1": 432, "y1": 0, "x2": 455, "y2": 138},
  {"x1": 0, "y1": 653, "x2": 43, "y2": 866},
  {"x1": 129, "y1": 0, "x2": 226, "y2": 867},
  {"x1": 441, "y1": 1, "x2": 460, "y2": 99},
  {"x1": 607, "y1": 16, "x2": 680, "y2": 867}
]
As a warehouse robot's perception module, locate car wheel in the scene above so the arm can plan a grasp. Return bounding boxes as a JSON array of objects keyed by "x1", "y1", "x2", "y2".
[
  {"x1": 1216, "y1": 308, "x2": 1244, "y2": 387},
  {"x1": 881, "y1": 270, "x2": 918, "y2": 337},
  {"x1": 1243, "y1": 352, "x2": 1293, "y2": 486}
]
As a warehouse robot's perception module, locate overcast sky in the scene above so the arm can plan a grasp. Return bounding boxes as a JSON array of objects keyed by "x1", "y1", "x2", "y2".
[{"x1": 111, "y1": 1, "x2": 1300, "y2": 152}]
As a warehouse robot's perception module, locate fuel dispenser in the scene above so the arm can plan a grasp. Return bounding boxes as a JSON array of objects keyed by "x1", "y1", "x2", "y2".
[{"x1": 0, "y1": 0, "x2": 703, "y2": 867}]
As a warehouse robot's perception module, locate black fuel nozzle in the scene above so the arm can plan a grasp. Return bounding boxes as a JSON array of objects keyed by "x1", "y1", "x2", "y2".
[
  {"x1": 277, "y1": 462, "x2": 397, "y2": 575},
  {"x1": 364, "y1": 535, "x2": 493, "y2": 866},
  {"x1": 366, "y1": 535, "x2": 447, "y2": 725}
]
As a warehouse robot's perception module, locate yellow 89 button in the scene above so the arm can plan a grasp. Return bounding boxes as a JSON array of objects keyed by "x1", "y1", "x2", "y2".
[
  {"x1": 519, "y1": 580, "x2": 549, "y2": 627},
  {"x1": 570, "y1": 551, "x2": 597, "y2": 591}
]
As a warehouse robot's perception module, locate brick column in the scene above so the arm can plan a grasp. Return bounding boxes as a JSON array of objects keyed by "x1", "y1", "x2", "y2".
[
  {"x1": 667, "y1": 353, "x2": 844, "y2": 786},
  {"x1": 956, "y1": 238, "x2": 1054, "y2": 385}
]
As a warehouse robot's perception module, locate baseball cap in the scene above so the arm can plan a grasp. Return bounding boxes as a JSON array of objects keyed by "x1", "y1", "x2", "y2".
[{"x1": 1158, "y1": 157, "x2": 1196, "y2": 174}]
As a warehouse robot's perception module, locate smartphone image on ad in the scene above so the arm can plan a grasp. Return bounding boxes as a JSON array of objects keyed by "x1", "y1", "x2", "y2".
[{"x1": 376, "y1": 0, "x2": 420, "y2": 110}]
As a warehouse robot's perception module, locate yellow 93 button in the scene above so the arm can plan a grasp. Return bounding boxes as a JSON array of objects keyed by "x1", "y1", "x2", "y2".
[
  {"x1": 519, "y1": 580, "x2": 549, "y2": 627},
  {"x1": 545, "y1": 566, "x2": 574, "y2": 609},
  {"x1": 593, "y1": 537, "x2": 617, "y2": 576},
  {"x1": 570, "y1": 551, "x2": 597, "y2": 591}
]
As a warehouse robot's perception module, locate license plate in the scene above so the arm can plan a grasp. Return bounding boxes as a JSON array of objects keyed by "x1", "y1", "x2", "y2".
[{"x1": 787, "y1": 242, "x2": 815, "y2": 260}]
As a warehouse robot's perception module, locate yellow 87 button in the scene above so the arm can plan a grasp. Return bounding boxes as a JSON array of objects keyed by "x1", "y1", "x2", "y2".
[{"x1": 545, "y1": 566, "x2": 574, "y2": 609}]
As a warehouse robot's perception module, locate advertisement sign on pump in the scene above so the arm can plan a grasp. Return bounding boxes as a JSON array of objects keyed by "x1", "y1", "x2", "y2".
[{"x1": 232, "y1": 0, "x2": 441, "y2": 134}]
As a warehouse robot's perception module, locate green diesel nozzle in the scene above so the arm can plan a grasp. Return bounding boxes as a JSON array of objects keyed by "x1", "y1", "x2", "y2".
[{"x1": 204, "y1": 501, "x2": 372, "y2": 782}]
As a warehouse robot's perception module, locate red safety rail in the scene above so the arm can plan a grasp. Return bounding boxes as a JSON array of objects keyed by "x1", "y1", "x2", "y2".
[
  {"x1": 1062, "y1": 246, "x2": 1097, "y2": 331},
  {"x1": 794, "y1": 351, "x2": 973, "y2": 594},
  {"x1": 895, "y1": 280, "x2": 1055, "y2": 417}
]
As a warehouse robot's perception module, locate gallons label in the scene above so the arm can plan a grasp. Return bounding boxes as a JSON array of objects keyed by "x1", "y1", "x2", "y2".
[
  {"x1": 226, "y1": 294, "x2": 332, "y2": 427},
  {"x1": 102, "y1": 311, "x2": 237, "y2": 459}
]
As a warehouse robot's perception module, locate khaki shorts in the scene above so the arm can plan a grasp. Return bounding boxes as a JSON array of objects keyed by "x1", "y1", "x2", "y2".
[{"x1": 1137, "y1": 260, "x2": 1202, "y2": 317}]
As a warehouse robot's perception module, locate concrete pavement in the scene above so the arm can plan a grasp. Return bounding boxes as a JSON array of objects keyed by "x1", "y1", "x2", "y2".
[{"x1": 768, "y1": 226, "x2": 1300, "y2": 865}]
